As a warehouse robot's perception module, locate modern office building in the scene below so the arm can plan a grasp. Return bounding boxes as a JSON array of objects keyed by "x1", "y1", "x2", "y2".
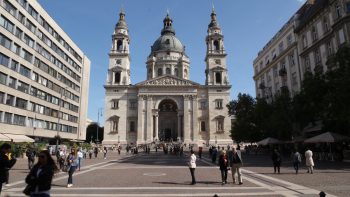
[
  {"x1": 253, "y1": 0, "x2": 350, "y2": 100},
  {"x1": 0, "y1": 0, "x2": 90, "y2": 141},
  {"x1": 103, "y1": 10, "x2": 232, "y2": 146}
]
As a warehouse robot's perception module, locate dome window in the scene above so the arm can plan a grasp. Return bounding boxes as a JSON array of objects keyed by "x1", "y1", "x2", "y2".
[{"x1": 165, "y1": 39, "x2": 170, "y2": 44}]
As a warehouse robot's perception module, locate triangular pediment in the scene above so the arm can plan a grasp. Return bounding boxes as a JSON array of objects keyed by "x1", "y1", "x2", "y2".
[{"x1": 136, "y1": 75, "x2": 200, "y2": 87}]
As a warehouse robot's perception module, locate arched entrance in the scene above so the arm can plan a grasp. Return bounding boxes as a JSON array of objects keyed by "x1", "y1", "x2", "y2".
[{"x1": 158, "y1": 99, "x2": 178, "y2": 141}]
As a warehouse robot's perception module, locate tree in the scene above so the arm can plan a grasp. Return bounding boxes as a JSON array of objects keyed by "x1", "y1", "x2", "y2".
[
  {"x1": 86, "y1": 123, "x2": 104, "y2": 143},
  {"x1": 227, "y1": 93, "x2": 261, "y2": 142}
]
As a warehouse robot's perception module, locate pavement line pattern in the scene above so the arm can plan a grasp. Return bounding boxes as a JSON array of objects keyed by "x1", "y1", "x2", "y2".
[{"x1": 199, "y1": 157, "x2": 337, "y2": 197}]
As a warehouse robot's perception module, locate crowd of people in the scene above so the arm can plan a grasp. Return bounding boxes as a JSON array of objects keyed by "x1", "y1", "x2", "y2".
[{"x1": 0, "y1": 141, "x2": 324, "y2": 197}]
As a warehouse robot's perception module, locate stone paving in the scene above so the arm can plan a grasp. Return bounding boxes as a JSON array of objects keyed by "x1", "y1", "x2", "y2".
[{"x1": 1, "y1": 150, "x2": 349, "y2": 197}]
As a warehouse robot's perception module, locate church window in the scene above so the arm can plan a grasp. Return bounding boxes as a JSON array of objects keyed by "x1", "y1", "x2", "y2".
[
  {"x1": 200, "y1": 100, "x2": 206, "y2": 110},
  {"x1": 200, "y1": 121, "x2": 206, "y2": 132},
  {"x1": 157, "y1": 68, "x2": 162, "y2": 76},
  {"x1": 213, "y1": 40, "x2": 220, "y2": 51},
  {"x1": 215, "y1": 99, "x2": 223, "y2": 109},
  {"x1": 111, "y1": 99, "x2": 119, "y2": 109},
  {"x1": 117, "y1": 40, "x2": 123, "y2": 51},
  {"x1": 174, "y1": 68, "x2": 178, "y2": 77},
  {"x1": 129, "y1": 100, "x2": 137, "y2": 109},
  {"x1": 215, "y1": 72, "x2": 222, "y2": 84},
  {"x1": 111, "y1": 119, "x2": 118, "y2": 133},
  {"x1": 114, "y1": 72, "x2": 121, "y2": 84},
  {"x1": 129, "y1": 121, "x2": 135, "y2": 132},
  {"x1": 166, "y1": 68, "x2": 171, "y2": 75}
]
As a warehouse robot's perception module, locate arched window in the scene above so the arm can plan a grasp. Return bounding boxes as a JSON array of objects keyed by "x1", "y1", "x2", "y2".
[
  {"x1": 114, "y1": 72, "x2": 121, "y2": 84},
  {"x1": 184, "y1": 69, "x2": 188, "y2": 78},
  {"x1": 200, "y1": 121, "x2": 206, "y2": 132},
  {"x1": 117, "y1": 40, "x2": 123, "y2": 51},
  {"x1": 109, "y1": 116, "x2": 119, "y2": 133},
  {"x1": 215, "y1": 72, "x2": 222, "y2": 84},
  {"x1": 213, "y1": 40, "x2": 220, "y2": 51},
  {"x1": 174, "y1": 68, "x2": 178, "y2": 77},
  {"x1": 166, "y1": 68, "x2": 171, "y2": 75},
  {"x1": 157, "y1": 68, "x2": 162, "y2": 76}
]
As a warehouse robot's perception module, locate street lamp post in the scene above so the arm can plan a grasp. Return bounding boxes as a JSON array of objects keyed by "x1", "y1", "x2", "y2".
[{"x1": 96, "y1": 108, "x2": 103, "y2": 143}]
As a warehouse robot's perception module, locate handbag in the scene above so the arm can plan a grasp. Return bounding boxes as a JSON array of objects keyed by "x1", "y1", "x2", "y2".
[
  {"x1": 62, "y1": 164, "x2": 70, "y2": 172},
  {"x1": 23, "y1": 184, "x2": 33, "y2": 196}
]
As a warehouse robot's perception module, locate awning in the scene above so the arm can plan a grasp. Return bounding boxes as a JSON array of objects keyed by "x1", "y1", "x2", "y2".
[
  {"x1": 3, "y1": 134, "x2": 34, "y2": 143},
  {"x1": 0, "y1": 133, "x2": 10, "y2": 141}
]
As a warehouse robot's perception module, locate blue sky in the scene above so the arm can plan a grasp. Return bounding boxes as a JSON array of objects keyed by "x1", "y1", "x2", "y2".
[{"x1": 38, "y1": 0, "x2": 306, "y2": 123}]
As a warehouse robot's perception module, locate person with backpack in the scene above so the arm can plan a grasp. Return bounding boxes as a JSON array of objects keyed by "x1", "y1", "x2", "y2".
[
  {"x1": 0, "y1": 143, "x2": 17, "y2": 194},
  {"x1": 24, "y1": 150, "x2": 58, "y2": 197},
  {"x1": 293, "y1": 150, "x2": 302, "y2": 174}
]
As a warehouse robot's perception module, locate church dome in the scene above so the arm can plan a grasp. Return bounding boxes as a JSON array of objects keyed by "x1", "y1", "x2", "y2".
[
  {"x1": 151, "y1": 14, "x2": 184, "y2": 53},
  {"x1": 152, "y1": 34, "x2": 184, "y2": 53}
]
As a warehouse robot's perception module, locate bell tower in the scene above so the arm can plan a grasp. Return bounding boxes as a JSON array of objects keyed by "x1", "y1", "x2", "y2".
[
  {"x1": 205, "y1": 9, "x2": 229, "y2": 86},
  {"x1": 107, "y1": 10, "x2": 131, "y2": 85}
]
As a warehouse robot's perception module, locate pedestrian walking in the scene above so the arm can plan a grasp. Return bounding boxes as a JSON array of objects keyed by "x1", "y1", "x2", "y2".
[
  {"x1": 77, "y1": 149, "x2": 83, "y2": 171},
  {"x1": 212, "y1": 147, "x2": 218, "y2": 163},
  {"x1": 218, "y1": 150, "x2": 229, "y2": 185},
  {"x1": 188, "y1": 150, "x2": 197, "y2": 185},
  {"x1": 0, "y1": 143, "x2": 16, "y2": 194},
  {"x1": 293, "y1": 150, "x2": 302, "y2": 174},
  {"x1": 24, "y1": 150, "x2": 58, "y2": 197},
  {"x1": 26, "y1": 148, "x2": 36, "y2": 170},
  {"x1": 66, "y1": 150, "x2": 78, "y2": 188},
  {"x1": 228, "y1": 147, "x2": 243, "y2": 185},
  {"x1": 272, "y1": 149, "x2": 281, "y2": 174},
  {"x1": 88, "y1": 149, "x2": 93, "y2": 159},
  {"x1": 305, "y1": 148, "x2": 314, "y2": 174},
  {"x1": 198, "y1": 147, "x2": 203, "y2": 159},
  {"x1": 94, "y1": 147, "x2": 98, "y2": 158},
  {"x1": 103, "y1": 147, "x2": 107, "y2": 159},
  {"x1": 58, "y1": 149, "x2": 65, "y2": 171},
  {"x1": 117, "y1": 146, "x2": 121, "y2": 155}
]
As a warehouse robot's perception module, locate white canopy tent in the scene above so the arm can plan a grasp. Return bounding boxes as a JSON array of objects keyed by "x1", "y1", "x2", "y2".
[
  {"x1": 257, "y1": 137, "x2": 282, "y2": 146},
  {"x1": 2, "y1": 134, "x2": 34, "y2": 143}
]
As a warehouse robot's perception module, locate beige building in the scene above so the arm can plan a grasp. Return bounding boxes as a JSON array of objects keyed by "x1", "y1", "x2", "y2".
[
  {"x1": 0, "y1": 0, "x2": 90, "y2": 141},
  {"x1": 254, "y1": 0, "x2": 350, "y2": 100},
  {"x1": 103, "y1": 10, "x2": 232, "y2": 146}
]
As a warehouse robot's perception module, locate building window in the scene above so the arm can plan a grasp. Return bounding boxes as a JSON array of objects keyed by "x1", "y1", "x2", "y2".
[
  {"x1": 13, "y1": 114, "x2": 26, "y2": 126},
  {"x1": 19, "y1": 65, "x2": 31, "y2": 78},
  {"x1": 215, "y1": 72, "x2": 222, "y2": 84},
  {"x1": 315, "y1": 49, "x2": 321, "y2": 65},
  {"x1": 339, "y1": 29, "x2": 346, "y2": 44},
  {"x1": 25, "y1": 19, "x2": 36, "y2": 33},
  {"x1": 110, "y1": 117, "x2": 119, "y2": 133},
  {"x1": 312, "y1": 26, "x2": 318, "y2": 41},
  {"x1": 0, "y1": 53, "x2": 9, "y2": 67},
  {"x1": 287, "y1": 34, "x2": 293, "y2": 46},
  {"x1": 0, "y1": 33, "x2": 12, "y2": 49},
  {"x1": 184, "y1": 69, "x2": 188, "y2": 78},
  {"x1": 213, "y1": 40, "x2": 220, "y2": 51},
  {"x1": 200, "y1": 121, "x2": 206, "y2": 132},
  {"x1": 174, "y1": 68, "x2": 178, "y2": 77},
  {"x1": 323, "y1": 17, "x2": 329, "y2": 33},
  {"x1": 0, "y1": 72, "x2": 6, "y2": 85},
  {"x1": 216, "y1": 117, "x2": 224, "y2": 132},
  {"x1": 335, "y1": 4, "x2": 342, "y2": 18},
  {"x1": 4, "y1": 112, "x2": 12, "y2": 124},
  {"x1": 2, "y1": 0, "x2": 16, "y2": 16},
  {"x1": 20, "y1": 49, "x2": 33, "y2": 62},
  {"x1": 215, "y1": 99, "x2": 223, "y2": 109},
  {"x1": 327, "y1": 41, "x2": 333, "y2": 56},
  {"x1": 117, "y1": 40, "x2": 123, "y2": 51},
  {"x1": 278, "y1": 42, "x2": 284, "y2": 53},
  {"x1": 5, "y1": 94, "x2": 14, "y2": 106},
  {"x1": 129, "y1": 121, "x2": 135, "y2": 132},
  {"x1": 200, "y1": 100, "x2": 206, "y2": 110},
  {"x1": 111, "y1": 99, "x2": 119, "y2": 109},
  {"x1": 304, "y1": 56, "x2": 311, "y2": 72},
  {"x1": 27, "y1": 5, "x2": 38, "y2": 20},
  {"x1": 17, "y1": 80, "x2": 29, "y2": 93},
  {"x1": 24, "y1": 34, "x2": 34, "y2": 48},
  {"x1": 15, "y1": 98, "x2": 27, "y2": 109},
  {"x1": 129, "y1": 100, "x2": 137, "y2": 110},
  {"x1": 166, "y1": 67, "x2": 171, "y2": 75},
  {"x1": 8, "y1": 77, "x2": 16, "y2": 88},
  {"x1": 114, "y1": 72, "x2": 121, "y2": 83},
  {"x1": 157, "y1": 68, "x2": 162, "y2": 76},
  {"x1": 0, "y1": 92, "x2": 4, "y2": 103},
  {"x1": 15, "y1": 27, "x2": 23, "y2": 39},
  {"x1": 302, "y1": 35, "x2": 308, "y2": 48},
  {"x1": 289, "y1": 54, "x2": 295, "y2": 67},
  {"x1": 0, "y1": 15, "x2": 14, "y2": 33}
]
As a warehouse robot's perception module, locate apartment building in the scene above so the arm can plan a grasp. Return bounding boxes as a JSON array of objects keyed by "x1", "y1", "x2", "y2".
[
  {"x1": 0, "y1": 0, "x2": 90, "y2": 141},
  {"x1": 253, "y1": 0, "x2": 350, "y2": 100}
]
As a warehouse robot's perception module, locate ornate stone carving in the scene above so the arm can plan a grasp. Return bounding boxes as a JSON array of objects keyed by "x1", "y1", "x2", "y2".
[{"x1": 142, "y1": 76, "x2": 194, "y2": 86}]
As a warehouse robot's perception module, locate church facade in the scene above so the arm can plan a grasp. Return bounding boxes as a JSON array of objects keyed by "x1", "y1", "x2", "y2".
[{"x1": 103, "y1": 10, "x2": 232, "y2": 146}]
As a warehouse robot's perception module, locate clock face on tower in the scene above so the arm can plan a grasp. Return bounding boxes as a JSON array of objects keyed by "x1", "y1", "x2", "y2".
[{"x1": 115, "y1": 59, "x2": 122, "y2": 65}]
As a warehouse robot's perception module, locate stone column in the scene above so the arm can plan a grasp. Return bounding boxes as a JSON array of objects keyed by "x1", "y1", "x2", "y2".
[
  {"x1": 183, "y1": 95, "x2": 191, "y2": 143},
  {"x1": 192, "y1": 95, "x2": 199, "y2": 144},
  {"x1": 137, "y1": 95, "x2": 145, "y2": 145},
  {"x1": 146, "y1": 96, "x2": 153, "y2": 143},
  {"x1": 155, "y1": 114, "x2": 159, "y2": 141},
  {"x1": 177, "y1": 114, "x2": 182, "y2": 141}
]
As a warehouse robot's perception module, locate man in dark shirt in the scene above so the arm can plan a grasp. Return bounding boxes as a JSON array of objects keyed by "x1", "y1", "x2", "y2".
[
  {"x1": 0, "y1": 143, "x2": 17, "y2": 194},
  {"x1": 228, "y1": 146, "x2": 243, "y2": 185}
]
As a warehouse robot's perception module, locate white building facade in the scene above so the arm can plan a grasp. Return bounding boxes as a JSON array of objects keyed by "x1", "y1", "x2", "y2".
[
  {"x1": 103, "y1": 11, "x2": 232, "y2": 146},
  {"x1": 0, "y1": 0, "x2": 90, "y2": 141}
]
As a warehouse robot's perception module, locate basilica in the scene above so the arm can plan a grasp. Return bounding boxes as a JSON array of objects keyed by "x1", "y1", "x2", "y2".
[{"x1": 103, "y1": 10, "x2": 232, "y2": 146}]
